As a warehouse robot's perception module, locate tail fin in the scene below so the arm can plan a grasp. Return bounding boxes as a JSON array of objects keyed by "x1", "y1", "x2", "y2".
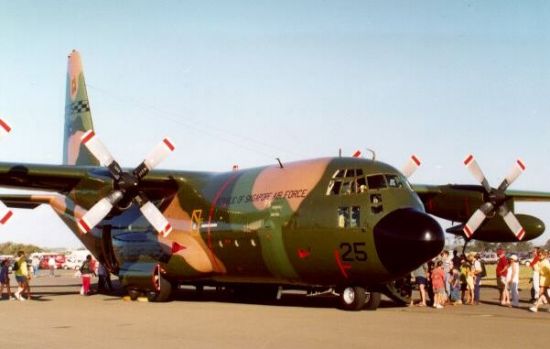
[{"x1": 63, "y1": 50, "x2": 99, "y2": 166}]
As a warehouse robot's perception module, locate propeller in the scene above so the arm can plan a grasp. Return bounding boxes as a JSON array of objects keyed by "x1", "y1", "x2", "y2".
[
  {"x1": 77, "y1": 130, "x2": 175, "y2": 237},
  {"x1": 0, "y1": 118, "x2": 14, "y2": 225},
  {"x1": 402, "y1": 155, "x2": 421, "y2": 178},
  {"x1": 462, "y1": 154, "x2": 526, "y2": 240}
]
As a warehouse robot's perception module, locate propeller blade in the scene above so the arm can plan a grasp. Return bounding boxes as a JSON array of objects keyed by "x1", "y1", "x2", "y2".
[
  {"x1": 77, "y1": 191, "x2": 123, "y2": 233},
  {"x1": 463, "y1": 154, "x2": 491, "y2": 193},
  {"x1": 0, "y1": 118, "x2": 12, "y2": 139},
  {"x1": 462, "y1": 208, "x2": 488, "y2": 239},
  {"x1": 501, "y1": 210, "x2": 526, "y2": 241},
  {"x1": 139, "y1": 201, "x2": 173, "y2": 237},
  {"x1": 134, "y1": 138, "x2": 176, "y2": 179},
  {"x1": 0, "y1": 201, "x2": 13, "y2": 225},
  {"x1": 81, "y1": 130, "x2": 116, "y2": 167},
  {"x1": 144, "y1": 138, "x2": 175, "y2": 171},
  {"x1": 352, "y1": 150, "x2": 361, "y2": 158},
  {"x1": 498, "y1": 159, "x2": 526, "y2": 192},
  {"x1": 402, "y1": 155, "x2": 421, "y2": 178}
]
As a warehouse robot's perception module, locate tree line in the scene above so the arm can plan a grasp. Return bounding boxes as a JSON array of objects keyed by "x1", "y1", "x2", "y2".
[{"x1": 0, "y1": 242, "x2": 43, "y2": 256}]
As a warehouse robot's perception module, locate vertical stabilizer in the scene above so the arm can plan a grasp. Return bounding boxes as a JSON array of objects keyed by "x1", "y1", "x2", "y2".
[{"x1": 63, "y1": 50, "x2": 99, "y2": 166}]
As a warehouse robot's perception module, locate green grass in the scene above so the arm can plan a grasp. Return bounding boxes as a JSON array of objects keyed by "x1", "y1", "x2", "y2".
[{"x1": 481, "y1": 264, "x2": 532, "y2": 289}]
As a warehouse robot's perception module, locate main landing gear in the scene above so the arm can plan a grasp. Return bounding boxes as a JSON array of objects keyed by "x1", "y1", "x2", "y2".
[
  {"x1": 126, "y1": 265, "x2": 172, "y2": 302},
  {"x1": 338, "y1": 286, "x2": 381, "y2": 311}
]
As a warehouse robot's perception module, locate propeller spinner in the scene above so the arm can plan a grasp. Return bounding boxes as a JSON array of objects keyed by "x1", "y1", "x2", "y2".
[
  {"x1": 462, "y1": 154, "x2": 526, "y2": 240},
  {"x1": 77, "y1": 130, "x2": 175, "y2": 237}
]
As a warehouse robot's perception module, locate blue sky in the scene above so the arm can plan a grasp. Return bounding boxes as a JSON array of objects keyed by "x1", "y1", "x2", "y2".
[{"x1": 0, "y1": 1, "x2": 549, "y2": 248}]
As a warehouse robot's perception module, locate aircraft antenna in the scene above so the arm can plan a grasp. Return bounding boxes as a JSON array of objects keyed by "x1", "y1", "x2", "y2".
[
  {"x1": 365, "y1": 148, "x2": 376, "y2": 160},
  {"x1": 276, "y1": 158, "x2": 284, "y2": 169}
]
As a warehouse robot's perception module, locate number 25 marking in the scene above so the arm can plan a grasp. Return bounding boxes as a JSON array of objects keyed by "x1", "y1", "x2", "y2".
[{"x1": 340, "y1": 242, "x2": 368, "y2": 262}]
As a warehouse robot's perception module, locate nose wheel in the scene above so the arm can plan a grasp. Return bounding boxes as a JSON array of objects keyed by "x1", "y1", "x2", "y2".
[{"x1": 338, "y1": 286, "x2": 381, "y2": 311}]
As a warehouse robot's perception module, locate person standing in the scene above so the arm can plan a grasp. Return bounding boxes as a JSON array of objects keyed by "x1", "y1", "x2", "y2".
[
  {"x1": 431, "y1": 261, "x2": 446, "y2": 309},
  {"x1": 496, "y1": 248, "x2": 510, "y2": 306},
  {"x1": 0, "y1": 259, "x2": 14, "y2": 300},
  {"x1": 530, "y1": 250, "x2": 550, "y2": 312},
  {"x1": 97, "y1": 263, "x2": 113, "y2": 293},
  {"x1": 14, "y1": 251, "x2": 31, "y2": 301},
  {"x1": 507, "y1": 255, "x2": 520, "y2": 307},
  {"x1": 411, "y1": 264, "x2": 428, "y2": 306},
  {"x1": 470, "y1": 253, "x2": 483, "y2": 305},
  {"x1": 529, "y1": 247, "x2": 541, "y2": 302},
  {"x1": 48, "y1": 256, "x2": 56, "y2": 277},
  {"x1": 441, "y1": 250, "x2": 452, "y2": 303},
  {"x1": 79, "y1": 255, "x2": 95, "y2": 296},
  {"x1": 31, "y1": 255, "x2": 40, "y2": 277}
]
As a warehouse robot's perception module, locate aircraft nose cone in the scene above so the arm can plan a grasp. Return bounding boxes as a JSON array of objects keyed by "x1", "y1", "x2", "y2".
[{"x1": 374, "y1": 208, "x2": 444, "y2": 275}]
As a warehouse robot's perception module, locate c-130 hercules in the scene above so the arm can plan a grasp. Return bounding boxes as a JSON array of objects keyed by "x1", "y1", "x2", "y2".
[{"x1": 0, "y1": 51, "x2": 548, "y2": 310}]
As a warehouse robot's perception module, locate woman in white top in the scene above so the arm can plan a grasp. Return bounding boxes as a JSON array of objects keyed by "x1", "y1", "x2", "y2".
[{"x1": 507, "y1": 255, "x2": 520, "y2": 307}]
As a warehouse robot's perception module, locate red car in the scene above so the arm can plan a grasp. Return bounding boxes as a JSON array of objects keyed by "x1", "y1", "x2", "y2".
[{"x1": 39, "y1": 254, "x2": 66, "y2": 269}]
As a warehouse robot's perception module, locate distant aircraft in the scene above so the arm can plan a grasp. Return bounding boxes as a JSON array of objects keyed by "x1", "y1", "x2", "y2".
[{"x1": 0, "y1": 51, "x2": 548, "y2": 310}]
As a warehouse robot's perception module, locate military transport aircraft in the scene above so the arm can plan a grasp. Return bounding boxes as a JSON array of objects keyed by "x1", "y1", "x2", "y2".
[{"x1": 0, "y1": 50, "x2": 549, "y2": 311}]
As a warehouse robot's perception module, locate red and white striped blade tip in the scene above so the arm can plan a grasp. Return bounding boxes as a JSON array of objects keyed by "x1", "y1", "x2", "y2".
[
  {"x1": 463, "y1": 225, "x2": 473, "y2": 239},
  {"x1": 143, "y1": 137, "x2": 175, "y2": 170},
  {"x1": 77, "y1": 218, "x2": 91, "y2": 234},
  {"x1": 0, "y1": 119, "x2": 12, "y2": 134},
  {"x1": 0, "y1": 210, "x2": 13, "y2": 225}
]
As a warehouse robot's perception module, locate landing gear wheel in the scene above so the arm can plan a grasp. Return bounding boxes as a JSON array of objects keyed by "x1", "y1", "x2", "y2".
[
  {"x1": 147, "y1": 275, "x2": 172, "y2": 302},
  {"x1": 364, "y1": 291, "x2": 381, "y2": 311},
  {"x1": 380, "y1": 277, "x2": 412, "y2": 306},
  {"x1": 339, "y1": 286, "x2": 367, "y2": 311},
  {"x1": 147, "y1": 265, "x2": 172, "y2": 302}
]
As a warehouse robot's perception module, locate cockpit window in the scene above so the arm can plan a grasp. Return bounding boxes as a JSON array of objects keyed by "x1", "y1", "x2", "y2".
[
  {"x1": 327, "y1": 169, "x2": 403, "y2": 195},
  {"x1": 386, "y1": 174, "x2": 403, "y2": 188},
  {"x1": 367, "y1": 175, "x2": 387, "y2": 189}
]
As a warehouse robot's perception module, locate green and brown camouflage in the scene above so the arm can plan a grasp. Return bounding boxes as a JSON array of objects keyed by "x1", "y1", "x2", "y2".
[{"x1": 0, "y1": 51, "x2": 549, "y2": 309}]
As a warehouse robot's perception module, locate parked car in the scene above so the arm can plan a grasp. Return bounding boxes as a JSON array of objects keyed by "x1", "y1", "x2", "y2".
[
  {"x1": 479, "y1": 252, "x2": 498, "y2": 264},
  {"x1": 39, "y1": 254, "x2": 66, "y2": 269}
]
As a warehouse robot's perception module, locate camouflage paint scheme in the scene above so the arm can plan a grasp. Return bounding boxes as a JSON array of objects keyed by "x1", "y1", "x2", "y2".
[{"x1": 0, "y1": 51, "x2": 548, "y2": 304}]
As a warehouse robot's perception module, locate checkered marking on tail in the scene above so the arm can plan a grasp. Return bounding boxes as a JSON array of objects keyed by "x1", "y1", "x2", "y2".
[{"x1": 71, "y1": 100, "x2": 90, "y2": 114}]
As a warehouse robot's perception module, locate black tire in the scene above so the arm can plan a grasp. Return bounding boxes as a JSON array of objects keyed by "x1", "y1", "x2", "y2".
[
  {"x1": 379, "y1": 277, "x2": 412, "y2": 306},
  {"x1": 147, "y1": 275, "x2": 172, "y2": 302},
  {"x1": 364, "y1": 291, "x2": 381, "y2": 311},
  {"x1": 339, "y1": 286, "x2": 367, "y2": 311}
]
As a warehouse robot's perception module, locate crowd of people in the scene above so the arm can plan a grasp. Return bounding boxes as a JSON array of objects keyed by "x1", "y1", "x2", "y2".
[
  {"x1": 410, "y1": 248, "x2": 550, "y2": 312},
  {"x1": 0, "y1": 251, "x2": 113, "y2": 301}
]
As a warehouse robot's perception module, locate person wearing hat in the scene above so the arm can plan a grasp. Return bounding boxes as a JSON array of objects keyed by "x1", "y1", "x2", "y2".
[
  {"x1": 496, "y1": 248, "x2": 510, "y2": 306},
  {"x1": 507, "y1": 254, "x2": 520, "y2": 307},
  {"x1": 468, "y1": 253, "x2": 483, "y2": 305}
]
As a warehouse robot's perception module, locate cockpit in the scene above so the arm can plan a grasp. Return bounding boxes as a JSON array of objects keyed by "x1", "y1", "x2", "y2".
[{"x1": 325, "y1": 168, "x2": 415, "y2": 229}]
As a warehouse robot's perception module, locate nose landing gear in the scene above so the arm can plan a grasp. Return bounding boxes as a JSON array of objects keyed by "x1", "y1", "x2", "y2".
[{"x1": 338, "y1": 286, "x2": 381, "y2": 311}]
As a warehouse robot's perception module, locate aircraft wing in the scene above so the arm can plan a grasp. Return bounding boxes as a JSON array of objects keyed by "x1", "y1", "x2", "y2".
[
  {"x1": 0, "y1": 194, "x2": 53, "y2": 209},
  {"x1": 0, "y1": 162, "x2": 179, "y2": 201}
]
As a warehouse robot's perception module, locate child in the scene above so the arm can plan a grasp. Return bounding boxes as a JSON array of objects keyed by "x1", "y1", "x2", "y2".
[
  {"x1": 0, "y1": 259, "x2": 14, "y2": 300},
  {"x1": 431, "y1": 261, "x2": 445, "y2": 309},
  {"x1": 449, "y1": 267, "x2": 462, "y2": 304}
]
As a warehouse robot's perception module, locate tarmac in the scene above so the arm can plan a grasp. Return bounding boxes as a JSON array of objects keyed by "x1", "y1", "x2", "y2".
[{"x1": 1, "y1": 270, "x2": 549, "y2": 349}]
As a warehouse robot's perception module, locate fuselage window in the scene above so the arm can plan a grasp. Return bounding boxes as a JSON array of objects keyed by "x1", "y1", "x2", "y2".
[
  {"x1": 367, "y1": 174, "x2": 387, "y2": 189},
  {"x1": 338, "y1": 206, "x2": 360, "y2": 228},
  {"x1": 338, "y1": 207, "x2": 350, "y2": 228}
]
